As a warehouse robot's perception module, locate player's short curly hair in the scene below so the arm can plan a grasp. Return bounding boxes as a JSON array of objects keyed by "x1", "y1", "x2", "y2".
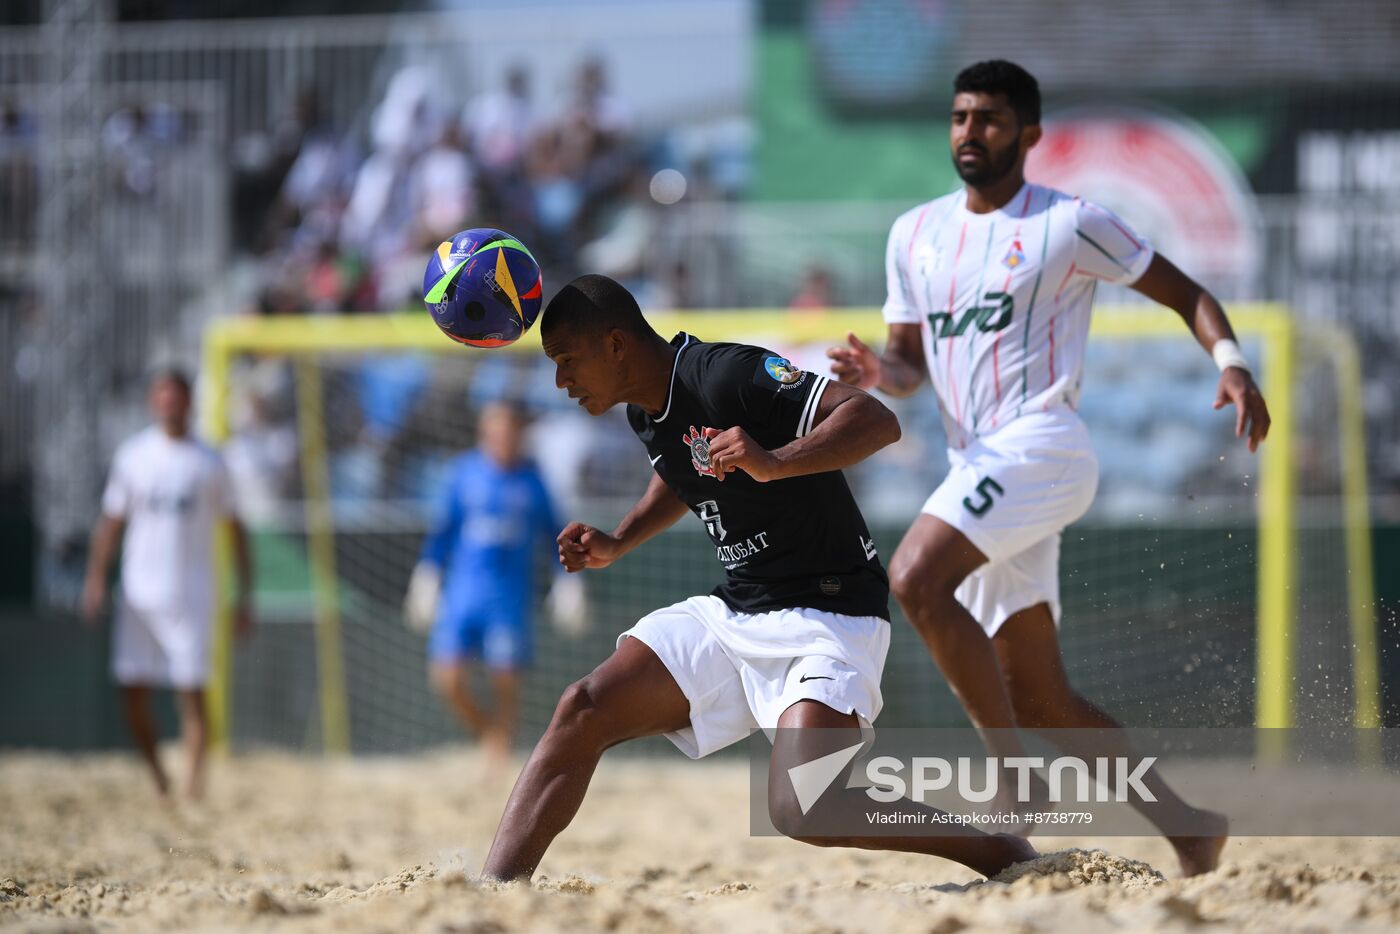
[
  {"x1": 953, "y1": 60, "x2": 1040, "y2": 126},
  {"x1": 541, "y1": 274, "x2": 656, "y2": 342}
]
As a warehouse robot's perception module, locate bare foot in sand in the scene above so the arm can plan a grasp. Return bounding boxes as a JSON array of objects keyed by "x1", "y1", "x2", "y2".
[
  {"x1": 986, "y1": 833, "x2": 1040, "y2": 876},
  {"x1": 1169, "y1": 809, "x2": 1229, "y2": 876}
]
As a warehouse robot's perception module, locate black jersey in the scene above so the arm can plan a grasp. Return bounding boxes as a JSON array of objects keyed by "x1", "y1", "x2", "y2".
[{"x1": 626, "y1": 333, "x2": 890, "y2": 620}]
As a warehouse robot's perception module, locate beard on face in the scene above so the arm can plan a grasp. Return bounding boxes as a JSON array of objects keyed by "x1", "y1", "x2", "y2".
[{"x1": 952, "y1": 137, "x2": 1021, "y2": 187}]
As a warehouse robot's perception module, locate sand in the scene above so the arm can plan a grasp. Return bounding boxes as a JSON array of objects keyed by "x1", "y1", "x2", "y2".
[{"x1": 3, "y1": 748, "x2": 1400, "y2": 932}]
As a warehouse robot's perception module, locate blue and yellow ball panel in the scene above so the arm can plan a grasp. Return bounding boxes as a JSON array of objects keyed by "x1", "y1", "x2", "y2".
[{"x1": 422, "y1": 227, "x2": 542, "y2": 349}]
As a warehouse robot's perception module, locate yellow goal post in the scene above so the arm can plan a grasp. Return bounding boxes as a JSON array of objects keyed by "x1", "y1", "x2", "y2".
[{"x1": 199, "y1": 303, "x2": 1377, "y2": 755}]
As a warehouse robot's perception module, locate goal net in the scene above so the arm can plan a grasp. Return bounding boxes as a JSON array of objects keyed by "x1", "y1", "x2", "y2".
[{"x1": 201, "y1": 305, "x2": 1376, "y2": 753}]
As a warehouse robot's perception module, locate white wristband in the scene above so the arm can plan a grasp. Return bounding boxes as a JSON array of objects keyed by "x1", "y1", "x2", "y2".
[{"x1": 1211, "y1": 339, "x2": 1251, "y2": 374}]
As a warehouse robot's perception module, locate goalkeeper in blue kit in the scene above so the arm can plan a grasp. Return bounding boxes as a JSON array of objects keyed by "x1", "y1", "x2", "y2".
[{"x1": 405, "y1": 401, "x2": 585, "y2": 760}]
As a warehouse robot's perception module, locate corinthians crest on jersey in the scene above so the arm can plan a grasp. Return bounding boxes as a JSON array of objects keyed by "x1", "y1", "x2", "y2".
[{"x1": 683, "y1": 425, "x2": 716, "y2": 477}]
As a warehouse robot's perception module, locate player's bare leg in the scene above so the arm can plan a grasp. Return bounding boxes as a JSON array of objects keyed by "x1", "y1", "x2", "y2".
[
  {"x1": 486, "y1": 669, "x2": 522, "y2": 763},
  {"x1": 481, "y1": 637, "x2": 691, "y2": 880},
  {"x1": 767, "y1": 700, "x2": 1037, "y2": 877},
  {"x1": 482, "y1": 638, "x2": 1034, "y2": 882},
  {"x1": 888, "y1": 516, "x2": 1019, "y2": 732},
  {"x1": 120, "y1": 685, "x2": 170, "y2": 798},
  {"x1": 888, "y1": 515, "x2": 1048, "y2": 828},
  {"x1": 430, "y1": 660, "x2": 489, "y2": 739},
  {"x1": 993, "y1": 604, "x2": 1229, "y2": 876},
  {"x1": 175, "y1": 688, "x2": 208, "y2": 801}
]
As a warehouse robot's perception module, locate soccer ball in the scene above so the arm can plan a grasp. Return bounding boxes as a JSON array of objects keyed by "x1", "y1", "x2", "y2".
[{"x1": 422, "y1": 228, "x2": 543, "y2": 348}]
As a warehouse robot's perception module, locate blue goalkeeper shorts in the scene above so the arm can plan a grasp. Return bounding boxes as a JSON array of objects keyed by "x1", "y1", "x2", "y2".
[{"x1": 428, "y1": 605, "x2": 532, "y2": 670}]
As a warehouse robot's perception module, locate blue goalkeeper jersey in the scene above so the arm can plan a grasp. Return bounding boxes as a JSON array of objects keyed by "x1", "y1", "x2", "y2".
[{"x1": 421, "y1": 450, "x2": 561, "y2": 617}]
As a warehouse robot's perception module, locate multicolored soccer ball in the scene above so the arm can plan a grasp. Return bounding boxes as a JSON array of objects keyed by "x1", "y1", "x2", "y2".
[{"x1": 422, "y1": 228, "x2": 543, "y2": 348}]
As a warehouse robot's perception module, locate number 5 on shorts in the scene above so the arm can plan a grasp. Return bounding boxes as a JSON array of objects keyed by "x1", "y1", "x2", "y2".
[{"x1": 962, "y1": 476, "x2": 1004, "y2": 517}]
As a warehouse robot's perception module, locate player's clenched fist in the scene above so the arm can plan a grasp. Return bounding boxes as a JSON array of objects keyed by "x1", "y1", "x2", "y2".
[
  {"x1": 557, "y1": 521, "x2": 621, "y2": 572},
  {"x1": 826, "y1": 331, "x2": 881, "y2": 391},
  {"x1": 703, "y1": 426, "x2": 783, "y2": 482}
]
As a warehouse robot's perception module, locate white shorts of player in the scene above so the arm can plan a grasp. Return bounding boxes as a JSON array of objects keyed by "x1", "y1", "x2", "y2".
[
  {"x1": 619, "y1": 594, "x2": 890, "y2": 759},
  {"x1": 111, "y1": 595, "x2": 212, "y2": 689},
  {"x1": 922, "y1": 407, "x2": 1099, "y2": 638}
]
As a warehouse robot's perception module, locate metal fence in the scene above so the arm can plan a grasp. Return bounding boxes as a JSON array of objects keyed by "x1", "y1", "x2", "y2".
[{"x1": 0, "y1": 5, "x2": 749, "y2": 143}]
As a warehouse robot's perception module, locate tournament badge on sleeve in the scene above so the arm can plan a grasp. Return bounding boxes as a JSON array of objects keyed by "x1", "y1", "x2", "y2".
[{"x1": 763, "y1": 356, "x2": 807, "y2": 388}]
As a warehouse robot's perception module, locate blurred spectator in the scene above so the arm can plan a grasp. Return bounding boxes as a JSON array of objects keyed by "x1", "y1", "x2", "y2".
[
  {"x1": 568, "y1": 57, "x2": 630, "y2": 140},
  {"x1": 346, "y1": 355, "x2": 433, "y2": 499},
  {"x1": 101, "y1": 103, "x2": 183, "y2": 272},
  {"x1": 577, "y1": 163, "x2": 655, "y2": 285},
  {"x1": 102, "y1": 103, "x2": 182, "y2": 199},
  {"x1": 371, "y1": 65, "x2": 444, "y2": 159},
  {"x1": 788, "y1": 264, "x2": 839, "y2": 310},
  {"x1": 0, "y1": 100, "x2": 37, "y2": 249},
  {"x1": 464, "y1": 65, "x2": 536, "y2": 173},
  {"x1": 412, "y1": 122, "x2": 477, "y2": 243},
  {"x1": 0, "y1": 99, "x2": 36, "y2": 146},
  {"x1": 234, "y1": 88, "x2": 350, "y2": 253},
  {"x1": 304, "y1": 240, "x2": 370, "y2": 313},
  {"x1": 526, "y1": 125, "x2": 584, "y2": 239},
  {"x1": 224, "y1": 359, "x2": 298, "y2": 523},
  {"x1": 271, "y1": 89, "x2": 326, "y2": 180},
  {"x1": 340, "y1": 144, "x2": 415, "y2": 266},
  {"x1": 270, "y1": 96, "x2": 357, "y2": 245}
]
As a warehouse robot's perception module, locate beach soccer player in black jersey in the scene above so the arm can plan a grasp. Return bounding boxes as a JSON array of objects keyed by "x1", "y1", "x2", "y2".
[{"x1": 480, "y1": 274, "x2": 1037, "y2": 882}]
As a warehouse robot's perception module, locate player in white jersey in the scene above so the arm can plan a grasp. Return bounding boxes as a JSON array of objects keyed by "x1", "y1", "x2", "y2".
[
  {"x1": 829, "y1": 61, "x2": 1270, "y2": 876},
  {"x1": 82, "y1": 369, "x2": 254, "y2": 799}
]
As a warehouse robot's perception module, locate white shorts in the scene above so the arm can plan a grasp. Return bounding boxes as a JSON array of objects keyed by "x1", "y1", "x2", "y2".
[
  {"x1": 922, "y1": 408, "x2": 1098, "y2": 637},
  {"x1": 111, "y1": 596, "x2": 212, "y2": 689},
  {"x1": 618, "y1": 595, "x2": 890, "y2": 759}
]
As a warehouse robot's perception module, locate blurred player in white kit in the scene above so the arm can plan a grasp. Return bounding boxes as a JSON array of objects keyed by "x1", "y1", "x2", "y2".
[{"x1": 82, "y1": 369, "x2": 254, "y2": 800}]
